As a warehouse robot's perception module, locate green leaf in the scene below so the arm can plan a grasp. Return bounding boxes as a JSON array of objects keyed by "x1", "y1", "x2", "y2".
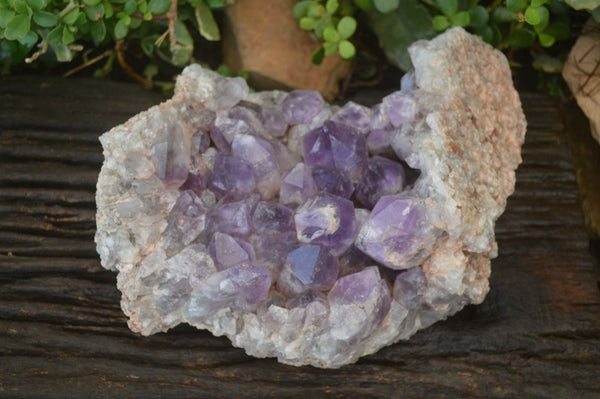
[
  {"x1": 206, "y1": 0, "x2": 227, "y2": 8},
  {"x1": 33, "y1": 10, "x2": 57, "y2": 26},
  {"x1": 0, "y1": 9, "x2": 15, "y2": 29},
  {"x1": 435, "y1": 0, "x2": 457, "y2": 16},
  {"x1": 474, "y1": 24, "x2": 493, "y2": 43},
  {"x1": 451, "y1": 10, "x2": 469, "y2": 26},
  {"x1": 308, "y1": 3, "x2": 325, "y2": 18},
  {"x1": 368, "y1": 0, "x2": 435, "y2": 70},
  {"x1": 314, "y1": 17, "x2": 331, "y2": 39},
  {"x1": 123, "y1": 0, "x2": 136, "y2": 14},
  {"x1": 506, "y1": 0, "x2": 528, "y2": 12},
  {"x1": 299, "y1": 16, "x2": 315, "y2": 30},
  {"x1": 84, "y1": 4, "x2": 104, "y2": 20},
  {"x1": 174, "y1": 19, "x2": 192, "y2": 46},
  {"x1": 337, "y1": 16, "x2": 356, "y2": 39},
  {"x1": 507, "y1": 27, "x2": 536, "y2": 48},
  {"x1": 17, "y1": 28, "x2": 36, "y2": 44},
  {"x1": 432, "y1": 14, "x2": 450, "y2": 30},
  {"x1": 216, "y1": 63, "x2": 233, "y2": 76},
  {"x1": 323, "y1": 25, "x2": 340, "y2": 42},
  {"x1": 326, "y1": 0, "x2": 339, "y2": 14},
  {"x1": 312, "y1": 45, "x2": 325, "y2": 64},
  {"x1": 468, "y1": 5, "x2": 488, "y2": 27},
  {"x1": 103, "y1": 1, "x2": 113, "y2": 17},
  {"x1": 195, "y1": 0, "x2": 220, "y2": 41},
  {"x1": 114, "y1": 17, "x2": 128, "y2": 39},
  {"x1": 83, "y1": 0, "x2": 102, "y2": 5},
  {"x1": 373, "y1": 0, "x2": 399, "y2": 13},
  {"x1": 538, "y1": 32, "x2": 555, "y2": 47},
  {"x1": 5, "y1": 14, "x2": 30, "y2": 39},
  {"x1": 563, "y1": 0, "x2": 600, "y2": 10},
  {"x1": 62, "y1": 8, "x2": 79, "y2": 25},
  {"x1": 49, "y1": 41, "x2": 72, "y2": 61},
  {"x1": 524, "y1": 6, "x2": 541, "y2": 25},
  {"x1": 533, "y1": 6, "x2": 549, "y2": 32},
  {"x1": 138, "y1": 1, "x2": 147, "y2": 13},
  {"x1": 323, "y1": 41, "x2": 337, "y2": 56},
  {"x1": 25, "y1": 0, "x2": 43, "y2": 11},
  {"x1": 140, "y1": 33, "x2": 158, "y2": 55},
  {"x1": 353, "y1": 0, "x2": 373, "y2": 10},
  {"x1": 293, "y1": 0, "x2": 312, "y2": 18},
  {"x1": 62, "y1": 24, "x2": 74, "y2": 44},
  {"x1": 46, "y1": 24, "x2": 61, "y2": 45},
  {"x1": 531, "y1": 0, "x2": 547, "y2": 6},
  {"x1": 14, "y1": 0, "x2": 31, "y2": 16},
  {"x1": 544, "y1": 22, "x2": 569, "y2": 40},
  {"x1": 90, "y1": 18, "x2": 105, "y2": 42},
  {"x1": 338, "y1": 39, "x2": 355, "y2": 59},
  {"x1": 492, "y1": 6, "x2": 519, "y2": 22},
  {"x1": 148, "y1": 0, "x2": 171, "y2": 14}
]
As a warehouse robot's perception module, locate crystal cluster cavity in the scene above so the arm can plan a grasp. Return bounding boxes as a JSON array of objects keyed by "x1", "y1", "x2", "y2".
[{"x1": 95, "y1": 28, "x2": 526, "y2": 368}]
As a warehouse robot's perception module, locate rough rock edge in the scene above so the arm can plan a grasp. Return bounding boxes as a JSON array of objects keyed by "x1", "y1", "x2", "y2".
[{"x1": 95, "y1": 28, "x2": 526, "y2": 368}]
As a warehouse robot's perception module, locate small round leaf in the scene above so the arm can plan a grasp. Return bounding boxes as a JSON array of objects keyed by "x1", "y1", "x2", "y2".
[
  {"x1": 451, "y1": 10, "x2": 470, "y2": 26},
  {"x1": 33, "y1": 11, "x2": 57, "y2": 27},
  {"x1": 90, "y1": 19, "x2": 106, "y2": 43},
  {"x1": 62, "y1": 8, "x2": 80, "y2": 25},
  {"x1": 544, "y1": 22, "x2": 570, "y2": 41},
  {"x1": 531, "y1": 0, "x2": 547, "y2": 7},
  {"x1": 337, "y1": 16, "x2": 356, "y2": 39},
  {"x1": 25, "y1": 0, "x2": 43, "y2": 11},
  {"x1": 524, "y1": 6, "x2": 540, "y2": 25},
  {"x1": 312, "y1": 45, "x2": 325, "y2": 65},
  {"x1": 323, "y1": 25, "x2": 341, "y2": 42},
  {"x1": 373, "y1": 0, "x2": 399, "y2": 13},
  {"x1": 507, "y1": 27, "x2": 536, "y2": 48},
  {"x1": 354, "y1": 0, "x2": 373, "y2": 10},
  {"x1": 293, "y1": 0, "x2": 312, "y2": 19},
  {"x1": 0, "y1": 10, "x2": 16, "y2": 29},
  {"x1": 62, "y1": 24, "x2": 74, "y2": 44},
  {"x1": 492, "y1": 6, "x2": 519, "y2": 22},
  {"x1": 5, "y1": 14, "x2": 30, "y2": 40},
  {"x1": 300, "y1": 16, "x2": 315, "y2": 30},
  {"x1": 114, "y1": 18, "x2": 128, "y2": 39},
  {"x1": 339, "y1": 39, "x2": 355, "y2": 59},
  {"x1": 324, "y1": 41, "x2": 338, "y2": 56},
  {"x1": 148, "y1": 0, "x2": 171, "y2": 15},
  {"x1": 468, "y1": 5, "x2": 488, "y2": 27},
  {"x1": 326, "y1": 0, "x2": 339, "y2": 14},
  {"x1": 507, "y1": 0, "x2": 528, "y2": 12},
  {"x1": 435, "y1": 0, "x2": 458, "y2": 16},
  {"x1": 432, "y1": 14, "x2": 450, "y2": 31},
  {"x1": 123, "y1": 0, "x2": 136, "y2": 15},
  {"x1": 83, "y1": 0, "x2": 102, "y2": 6},
  {"x1": 538, "y1": 32, "x2": 555, "y2": 47}
]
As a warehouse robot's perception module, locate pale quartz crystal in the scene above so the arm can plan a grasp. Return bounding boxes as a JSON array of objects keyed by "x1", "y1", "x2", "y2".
[{"x1": 96, "y1": 28, "x2": 526, "y2": 368}]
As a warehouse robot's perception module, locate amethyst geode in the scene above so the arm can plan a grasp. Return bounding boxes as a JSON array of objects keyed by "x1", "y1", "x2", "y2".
[{"x1": 95, "y1": 28, "x2": 526, "y2": 368}]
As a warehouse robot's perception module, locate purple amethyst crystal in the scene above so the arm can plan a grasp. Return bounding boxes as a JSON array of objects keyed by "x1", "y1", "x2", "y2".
[
  {"x1": 356, "y1": 156, "x2": 406, "y2": 209},
  {"x1": 161, "y1": 190, "x2": 207, "y2": 256},
  {"x1": 393, "y1": 267, "x2": 427, "y2": 309},
  {"x1": 331, "y1": 101, "x2": 372, "y2": 134},
  {"x1": 151, "y1": 121, "x2": 190, "y2": 189},
  {"x1": 303, "y1": 121, "x2": 367, "y2": 182},
  {"x1": 249, "y1": 231, "x2": 298, "y2": 277},
  {"x1": 294, "y1": 192, "x2": 357, "y2": 256},
  {"x1": 355, "y1": 195, "x2": 438, "y2": 270},
  {"x1": 382, "y1": 91, "x2": 417, "y2": 127},
  {"x1": 180, "y1": 172, "x2": 207, "y2": 195},
  {"x1": 261, "y1": 107, "x2": 288, "y2": 137},
  {"x1": 210, "y1": 111, "x2": 256, "y2": 152},
  {"x1": 277, "y1": 244, "x2": 340, "y2": 295},
  {"x1": 327, "y1": 267, "x2": 391, "y2": 340},
  {"x1": 208, "y1": 232, "x2": 255, "y2": 271},
  {"x1": 279, "y1": 163, "x2": 318, "y2": 207},
  {"x1": 206, "y1": 192, "x2": 259, "y2": 237},
  {"x1": 231, "y1": 134, "x2": 280, "y2": 199},
  {"x1": 184, "y1": 262, "x2": 271, "y2": 321},
  {"x1": 281, "y1": 90, "x2": 325, "y2": 124},
  {"x1": 208, "y1": 153, "x2": 256, "y2": 198},
  {"x1": 251, "y1": 201, "x2": 295, "y2": 234},
  {"x1": 311, "y1": 167, "x2": 354, "y2": 199}
]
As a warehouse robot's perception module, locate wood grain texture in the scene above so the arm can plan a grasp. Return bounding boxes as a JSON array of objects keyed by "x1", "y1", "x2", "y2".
[{"x1": 1, "y1": 77, "x2": 599, "y2": 399}]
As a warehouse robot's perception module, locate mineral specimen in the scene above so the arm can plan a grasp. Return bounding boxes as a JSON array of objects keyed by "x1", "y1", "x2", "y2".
[{"x1": 95, "y1": 28, "x2": 526, "y2": 368}]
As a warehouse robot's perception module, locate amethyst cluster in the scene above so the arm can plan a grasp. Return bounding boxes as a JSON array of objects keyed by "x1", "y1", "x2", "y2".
[{"x1": 96, "y1": 28, "x2": 527, "y2": 368}]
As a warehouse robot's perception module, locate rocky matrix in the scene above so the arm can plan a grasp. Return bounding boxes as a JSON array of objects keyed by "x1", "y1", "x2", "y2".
[{"x1": 96, "y1": 28, "x2": 526, "y2": 368}]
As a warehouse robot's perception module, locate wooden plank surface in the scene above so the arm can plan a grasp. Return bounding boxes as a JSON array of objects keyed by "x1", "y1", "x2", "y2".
[{"x1": 1, "y1": 77, "x2": 599, "y2": 398}]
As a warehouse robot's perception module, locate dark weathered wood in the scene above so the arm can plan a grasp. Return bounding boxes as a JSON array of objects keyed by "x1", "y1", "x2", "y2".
[{"x1": 1, "y1": 77, "x2": 599, "y2": 398}]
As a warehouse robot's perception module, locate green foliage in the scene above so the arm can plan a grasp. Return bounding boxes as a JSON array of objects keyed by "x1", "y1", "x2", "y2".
[{"x1": 0, "y1": 0, "x2": 233, "y2": 70}]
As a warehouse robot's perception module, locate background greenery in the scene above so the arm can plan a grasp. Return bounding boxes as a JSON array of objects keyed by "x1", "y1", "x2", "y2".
[{"x1": 0, "y1": 0, "x2": 598, "y2": 93}]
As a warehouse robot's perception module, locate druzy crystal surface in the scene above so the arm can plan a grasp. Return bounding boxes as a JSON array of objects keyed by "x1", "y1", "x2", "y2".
[{"x1": 96, "y1": 28, "x2": 526, "y2": 368}]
